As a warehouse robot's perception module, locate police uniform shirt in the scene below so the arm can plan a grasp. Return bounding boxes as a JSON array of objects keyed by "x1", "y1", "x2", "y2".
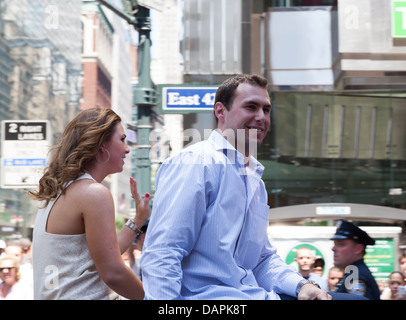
[{"x1": 335, "y1": 258, "x2": 381, "y2": 300}]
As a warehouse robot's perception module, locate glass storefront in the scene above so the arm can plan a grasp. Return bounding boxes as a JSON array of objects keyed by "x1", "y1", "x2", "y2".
[{"x1": 259, "y1": 91, "x2": 406, "y2": 210}]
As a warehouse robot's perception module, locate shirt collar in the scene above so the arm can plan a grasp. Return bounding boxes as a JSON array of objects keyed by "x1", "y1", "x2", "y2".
[
  {"x1": 209, "y1": 129, "x2": 236, "y2": 152},
  {"x1": 208, "y1": 130, "x2": 264, "y2": 175}
]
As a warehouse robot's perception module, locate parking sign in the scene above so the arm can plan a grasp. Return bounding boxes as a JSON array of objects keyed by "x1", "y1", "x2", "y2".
[{"x1": 1, "y1": 120, "x2": 51, "y2": 189}]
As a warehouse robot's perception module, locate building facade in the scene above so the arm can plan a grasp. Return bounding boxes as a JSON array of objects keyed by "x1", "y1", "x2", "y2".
[
  {"x1": 102, "y1": 0, "x2": 139, "y2": 217},
  {"x1": 0, "y1": 0, "x2": 141, "y2": 237},
  {"x1": 176, "y1": 0, "x2": 406, "y2": 217},
  {"x1": 0, "y1": 0, "x2": 82, "y2": 237},
  {"x1": 169, "y1": 0, "x2": 406, "y2": 282},
  {"x1": 81, "y1": 0, "x2": 114, "y2": 110}
]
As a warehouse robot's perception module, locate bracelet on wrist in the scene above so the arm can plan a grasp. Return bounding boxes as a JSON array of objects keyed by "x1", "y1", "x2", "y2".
[
  {"x1": 295, "y1": 279, "x2": 320, "y2": 296},
  {"x1": 125, "y1": 219, "x2": 143, "y2": 236}
]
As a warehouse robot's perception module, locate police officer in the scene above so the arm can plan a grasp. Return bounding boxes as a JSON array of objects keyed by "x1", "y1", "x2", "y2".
[{"x1": 331, "y1": 219, "x2": 380, "y2": 300}]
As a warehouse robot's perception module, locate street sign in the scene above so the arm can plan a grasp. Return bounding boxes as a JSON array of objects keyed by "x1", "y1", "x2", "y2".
[
  {"x1": 392, "y1": 0, "x2": 406, "y2": 38},
  {"x1": 160, "y1": 86, "x2": 218, "y2": 113},
  {"x1": 1, "y1": 120, "x2": 51, "y2": 189}
]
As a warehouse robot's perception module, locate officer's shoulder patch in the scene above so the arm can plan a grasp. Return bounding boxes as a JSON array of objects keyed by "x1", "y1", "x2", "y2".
[{"x1": 346, "y1": 280, "x2": 366, "y2": 296}]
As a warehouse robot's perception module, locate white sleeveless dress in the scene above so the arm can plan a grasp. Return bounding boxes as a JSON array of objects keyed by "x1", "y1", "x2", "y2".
[{"x1": 33, "y1": 173, "x2": 116, "y2": 300}]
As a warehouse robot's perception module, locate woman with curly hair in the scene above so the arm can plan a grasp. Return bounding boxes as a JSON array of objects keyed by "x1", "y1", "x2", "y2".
[{"x1": 30, "y1": 108, "x2": 150, "y2": 300}]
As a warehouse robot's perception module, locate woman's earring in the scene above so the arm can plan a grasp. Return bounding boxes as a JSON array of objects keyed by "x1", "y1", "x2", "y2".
[{"x1": 96, "y1": 149, "x2": 110, "y2": 164}]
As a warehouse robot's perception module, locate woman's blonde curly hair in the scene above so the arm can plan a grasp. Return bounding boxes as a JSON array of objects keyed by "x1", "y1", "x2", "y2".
[{"x1": 29, "y1": 108, "x2": 121, "y2": 207}]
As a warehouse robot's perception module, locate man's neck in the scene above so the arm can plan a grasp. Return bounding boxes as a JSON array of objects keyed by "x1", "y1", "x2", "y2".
[{"x1": 217, "y1": 128, "x2": 255, "y2": 159}]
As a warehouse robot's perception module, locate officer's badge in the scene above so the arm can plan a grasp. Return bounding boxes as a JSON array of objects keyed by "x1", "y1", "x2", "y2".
[{"x1": 346, "y1": 280, "x2": 366, "y2": 296}]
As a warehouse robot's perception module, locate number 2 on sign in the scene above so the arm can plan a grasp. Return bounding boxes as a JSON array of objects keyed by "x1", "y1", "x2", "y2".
[{"x1": 8, "y1": 123, "x2": 18, "y2": 133}]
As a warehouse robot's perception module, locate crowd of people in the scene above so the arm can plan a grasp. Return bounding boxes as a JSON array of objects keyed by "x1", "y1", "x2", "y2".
[
  {"x1": 293, "y1": 221, "x2": 406, "y2": 300},
  {"x1": 1, "y1": 231, "x2": 405, "y2": 300},
  {"x1": 0, "y1": 74, "x2": 405, "y2": 300},
  {"x1": 295, "y1": 245, "x2": 406, "y2": 300},
  {"x1": 0, "y1": 238, "x2": 33, "y2": 299}
]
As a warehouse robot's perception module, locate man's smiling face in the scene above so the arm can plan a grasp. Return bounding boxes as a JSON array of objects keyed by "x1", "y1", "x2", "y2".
[{"x1": 217, "y1": 83, "x2": 271, "y2": 155}]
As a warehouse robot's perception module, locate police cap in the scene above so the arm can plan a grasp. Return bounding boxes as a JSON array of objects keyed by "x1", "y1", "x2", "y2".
[{"x1": 330, "y1": 219, "x2": 375, "y2": 246}]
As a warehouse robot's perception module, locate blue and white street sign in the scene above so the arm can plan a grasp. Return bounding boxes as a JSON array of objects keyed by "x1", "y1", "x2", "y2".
[
  {"x1": 162, "y1": 86, "x2": 218, "y2": 112},
  {"x1": 1, "y1": 120, "x2": 50, "y2": 189},
  {"x1": 3, "y1": 158, "x2": 47, "y2": 166}
]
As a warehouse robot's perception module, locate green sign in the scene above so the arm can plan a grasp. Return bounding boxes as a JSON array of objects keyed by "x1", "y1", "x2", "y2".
[
  {"x1": 392, "y1": 0, "x2": 406, "y2": 38},
  {"x1": 364, "y1": 238, "x2": 395, "y2": 288},
  {"x1": 285, "y1": 244, "x2": 325, "y2": 276}
]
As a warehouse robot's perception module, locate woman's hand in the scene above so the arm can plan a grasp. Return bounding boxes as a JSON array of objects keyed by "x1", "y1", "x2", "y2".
[{"x1": 130, "y1": 177, "x2": 150, "y2": 228}]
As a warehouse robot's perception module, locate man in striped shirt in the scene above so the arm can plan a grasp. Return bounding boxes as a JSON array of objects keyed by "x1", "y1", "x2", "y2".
[{"x1": 141, "y1": 74, "x2": 331, "y2": 300}]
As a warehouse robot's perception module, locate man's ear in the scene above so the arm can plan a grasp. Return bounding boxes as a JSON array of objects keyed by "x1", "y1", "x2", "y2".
[
  {"x1": 214, "y1": 102, "x2": 226, "y2": 124},
  {"x1": 354, "y1": 243, "x2": 365, "y2": 255}
]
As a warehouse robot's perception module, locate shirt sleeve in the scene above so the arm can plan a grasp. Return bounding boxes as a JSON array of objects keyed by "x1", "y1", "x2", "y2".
[
  {"x1": 140, "y1": 152, "x2": 209, "y2": 299},
  {"x1": 249, "y1": 181, "x2": 303, "y2": 298},
  {"x1": 253, "y1": 238, "x2": 304, "y2": 298}
]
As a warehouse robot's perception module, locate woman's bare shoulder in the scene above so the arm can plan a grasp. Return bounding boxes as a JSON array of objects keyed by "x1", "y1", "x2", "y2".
[{"x1": 67, "y1": 178, "x2": 113, "y2": 207}]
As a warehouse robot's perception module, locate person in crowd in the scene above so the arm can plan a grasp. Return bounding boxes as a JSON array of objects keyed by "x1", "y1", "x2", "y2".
[
  {"x1": 0, "y1": 240, "x2": 6, "y2": 258},
  {"x1": 19, "y1": 238, "x2": 32, "y2": 264},
  {"x1": 294, "y1": 247, "x2": 328, "y2": 291},
  {"x1": 399, "y1": 252, "x2": 406, "y2": 277},
  {"x1": 380, "y1": 271, "x2": 406, "y2": 300},
  {"x1": 327, "y1": 266, "x2": 344, "y2": 292},
  {"x1": 331, "y1": 219, "x2": 380, "y2": 299},
  {"x1": 5, "y1": 240, "x2": 33, "y2": 296},
  {"x1": 4, "y1": 243, "x2": 23, "y2": 261},
  {"x1": 311, "y1": 257, "x2": 325, "y2": 277},
  {"x1": 29, "y1": 108, "x2": 150, "y2": 300},
  {"x1": 140, "y1": 74, "x2": 332, "y2": 300},
  {"x1": 0, "y1": 255, "x2": 32, "y2": 300}
]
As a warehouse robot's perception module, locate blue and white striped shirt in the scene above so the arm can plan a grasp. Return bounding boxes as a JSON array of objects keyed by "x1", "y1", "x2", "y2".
[{"x1": 141, "y1": 130, "x2": 302, "y2": 299}]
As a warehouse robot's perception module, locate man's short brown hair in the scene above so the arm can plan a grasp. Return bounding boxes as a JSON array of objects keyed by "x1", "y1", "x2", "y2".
[{"x1": 213, "y1": 74, "x2": 268, "y2": 122}]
